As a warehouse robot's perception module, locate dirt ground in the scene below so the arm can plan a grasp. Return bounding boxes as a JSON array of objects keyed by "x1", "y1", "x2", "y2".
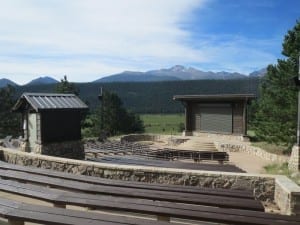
[
  {"x1": 228, "y1": 151, "x2": 270, "y2": 173},
  {"x1": 148, "y1": 135, "x2": 272, "y2": 174}
]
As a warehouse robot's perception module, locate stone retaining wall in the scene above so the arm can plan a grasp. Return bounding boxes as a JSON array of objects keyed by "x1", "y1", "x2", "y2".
[
  {"x1": 214, "y1": 141, "x2": 289, "y2": 163},
  {"x1": 288, "y1": 145, "x2": 300, "y2": 172},
  {"x1": 0, "y1": 147, "x2": 299, "y2": 215},
  {"x1": 35, "y1": 140, "x2": 85, "y2": 160},
  {"x1": 19, "y1": 140, "x2": 84, "y2": 160},
  {"x1": 192, "y1": 132, "x2": 248, "y2": 141},
  {"x1": 275, "y1": 176, "x2": 300, "y2": 215}
]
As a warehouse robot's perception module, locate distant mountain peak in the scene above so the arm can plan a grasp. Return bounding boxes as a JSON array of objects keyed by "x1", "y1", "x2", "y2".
[
  {"x1": 249, "y1": 68, "x2": 267, "y2": 77},
  {"x1": 93, "y1": 65, "x2": 251, "y2": 83},
  {"x1": 0, "y1": 78, "x2": 18, "y2": 88},
  {"x1": 169, "y1": 65, "x2": 186, "y2": 72},
  {"x1": 26, "y1": 76, "x2": 59, "y2": 86},
  {"x1": 122, "y1": 71, "x2": 143, "y2": 75},
  {"x1": 168, "y1": 65, "x2": 198, "y2": 73}
]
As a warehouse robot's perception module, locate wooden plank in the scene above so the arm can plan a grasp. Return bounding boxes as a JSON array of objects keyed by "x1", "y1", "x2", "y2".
[
  {"x1": 8, "y1": 219, "x2": 24, "y2": 225},
  {"x1": 88, "y1": 156, "x2": 244, "y2": 172},
  {"x1": 0, "y1": 161, "x2": 253, "y2": 198},
  {"x1": 27, "y1": 194, "x2": 300, "y2": 225},
  {"x1": 0, "y1": 178, "x2": 260, "y2": 218},
  {"x1": 0, "y1": 178, "x2": 299, "y2": 225},
  {"x1": 0, "y1": 169, "x2": 263, "y2": 211},
  {"x1": 153, "y1": 149, "x2": 229, "y2": 161},
  {"x1": 1, "y1": 197, "x2": 185, "y2": 225},
  {"x1": 4, "y1": 197, "x2": 299, "y2": 225},
  {"x1": 0, "y1": 180, "x2": 59, "y2": 201},
  {"x1": 14, "y1": 202, "x2": 177, "y2": 225}
]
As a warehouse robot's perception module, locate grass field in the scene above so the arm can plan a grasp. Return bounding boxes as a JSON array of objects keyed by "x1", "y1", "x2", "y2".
[
  {"x1": 247, "y1": 130, "x2": 290, "y2": 155},
  {"x1": 140, "y1": 114, "x2": 185, "y2": 134}
]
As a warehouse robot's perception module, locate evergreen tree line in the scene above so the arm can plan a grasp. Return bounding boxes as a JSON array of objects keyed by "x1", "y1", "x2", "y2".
[
  {"x1": 82, "y1": 91, "x2": 144, "y2": 138},
  {"x1": 0, "y1": 77, "x2": 259, "y2": 139},
  {"x1": 55, "y1": 77, "x2": 145, "y2": 138},
  {"x1": 0, "y1": 86, "x2": 20, "y2": 138},
  {"x1": 15, "y1": 78, "x2": 260, "y2": 113},
  {"x1": 252, "y1": 20, "x2": 300, "y2": 151}
]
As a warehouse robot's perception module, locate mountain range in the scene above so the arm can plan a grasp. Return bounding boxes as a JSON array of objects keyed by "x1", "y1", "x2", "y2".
[
  {"x1": 93, "y1": 65, "x2": 266, "y2": 83},
  {"x1": 25, "y1": 76, "x2": 59, "y2": 86},
  {"x1": 248, "y1": 68, "x2": 267, "y2": 77},
  {"x1": 0, "y1": 76, "x2": 59, "y2": 88},
  {"x1": 0, "y1": 65, "x2": 266, "y2": 87},
  {"x1": 0, "y1": 78, "x2": 17, "y2": 88}
]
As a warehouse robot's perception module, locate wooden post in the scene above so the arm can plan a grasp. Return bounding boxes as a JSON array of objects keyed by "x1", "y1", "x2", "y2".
[
  {"x1": 183, "y1": 102, "x2": 193, "y2": 136},
  {"x1": 53, "y1": 203, "x2": 66, "y2": 208},
  {"x1": 289, "y1": 56, "x2": 300, "y2": 171},
  {"x1": 297, "y1": 55, "x2": 300, "y2": 147},
  {"x1": 243, "y1": 100, "x2": 247, "y2": 136},
  {"x1": 157, "y1": 215, "x2": 170, "y2": 222},
  {"x1": 296, "y1": 55, "x2": 300, "y2": 171},
  {"x1": 98, "y1": 87, "x2": 104, "y2": 130},
  {"x1": 290, "y1": 55, "x2": 300, "y2": 172},
  {"x1": 185, "y1": 102, "x2": 188, "y2": 132},
  {"x1": 8, "y1": 219, "x2": 24, "y2": 225}
]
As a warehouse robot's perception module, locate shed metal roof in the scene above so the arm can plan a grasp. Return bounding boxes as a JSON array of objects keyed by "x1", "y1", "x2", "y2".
[
  {"x1": 173, "y1": 94, "x2": 256, "y2": 102},
  {"x1": 12, "y1": 93, "x2": 88, "y2": 112}
]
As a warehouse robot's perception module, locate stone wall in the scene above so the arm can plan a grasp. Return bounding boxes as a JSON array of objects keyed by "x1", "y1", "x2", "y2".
[
  {"x1": 0, "y1": 147, "x2": 299, "y2": 215},
  {"x1": 192, "y1": 132, "x2": 248, "y2": 141},
  {"x1": 214, "y1": 141, "x2": 289, "y2": 163},
  {"x1": 33, "y1": 140, "x2": 84, "y2": 160},
  {"x1": 288, "y1": 145, "x2": 300, "y2": 172},
  {"x1": 275, "y1": 176, "x2": 300, "y2": 215}
]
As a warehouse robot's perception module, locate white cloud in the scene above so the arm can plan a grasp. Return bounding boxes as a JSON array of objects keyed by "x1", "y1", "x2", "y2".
[
  {"x1": 0, "y1": 0, "x2": 208, "y2": 84},
  {"x1": 0, "y1": 0, "x2": 280, "y2": 84}
]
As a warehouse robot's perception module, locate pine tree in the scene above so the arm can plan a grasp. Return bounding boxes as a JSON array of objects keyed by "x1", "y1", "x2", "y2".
[
  {"x1": 0, "y1": 85, "x2": 20, "y2": 138},
  {"x1": 254, "y1": 20, "x2": 300, "y2": 148},
  {"x1": 55, "y1": 75, "x2": 80, "y2": 95},
  {"x1": 84, "y1": 90, "x2": 144, "y2": 137}
]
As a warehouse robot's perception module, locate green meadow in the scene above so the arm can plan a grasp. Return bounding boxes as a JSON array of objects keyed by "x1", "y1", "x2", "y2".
[{"x1": 140, "y1": 114, "x2": 185, "y2": 134}]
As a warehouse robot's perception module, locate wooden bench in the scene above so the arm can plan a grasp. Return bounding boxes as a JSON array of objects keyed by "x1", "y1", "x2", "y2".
[
  {"x1": 193, "y1": 151, "x2": 229, "y2": 163},
  {"x1": 87, "y1": 155, "x2": 243, "y2": 172},
  {"x1": 0, "y1": 197, "x2": 176, "y2": 225},
  {"x1": 0, "y1": 162, "x2": 299, "y2": 225},
  {"x1": 0, "y1": 178, "x2": 299, "y2": 225},
  {"x1": 85, "y1": 141, "x2": 151, "y2": 154},
  {"x1": 0, "y1": 168, "x2": 262, "y2": 211},
  {"x1": 153, "y1": 149, "x2": 229, "y2": 163},
  {"x1": 0, "y1": 161, "x2": 253, "y2": 199},
  {"x1": 85, "y1": 141, "x2": 229, "y2": 164}
]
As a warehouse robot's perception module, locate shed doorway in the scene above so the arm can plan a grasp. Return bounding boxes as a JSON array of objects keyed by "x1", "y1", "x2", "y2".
[{"x1": 194, "y1": 104, "x2": 232, "y2": 133}]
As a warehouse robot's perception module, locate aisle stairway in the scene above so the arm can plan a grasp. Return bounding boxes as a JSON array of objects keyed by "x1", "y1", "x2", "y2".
[{"x1": 175, "y1": 137, "x2": 217, "y2": 151}]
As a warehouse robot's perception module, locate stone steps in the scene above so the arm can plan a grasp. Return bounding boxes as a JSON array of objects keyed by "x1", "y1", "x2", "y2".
[{"x1": 176, "y1": 139, "x2": 217, "y2": 151}]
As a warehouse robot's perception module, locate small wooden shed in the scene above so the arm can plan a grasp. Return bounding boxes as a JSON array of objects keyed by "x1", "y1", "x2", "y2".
[
  {"x1": 12, "y1": 93, "x2": 88, "y2": 159},
  {"x1": 173, "y1": 94, "x2": 255, "y2": 136}
]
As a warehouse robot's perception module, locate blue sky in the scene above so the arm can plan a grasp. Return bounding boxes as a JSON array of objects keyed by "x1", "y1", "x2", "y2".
[{"x1": 0, "y1": 0, "x2": 299, "y2": 84}]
